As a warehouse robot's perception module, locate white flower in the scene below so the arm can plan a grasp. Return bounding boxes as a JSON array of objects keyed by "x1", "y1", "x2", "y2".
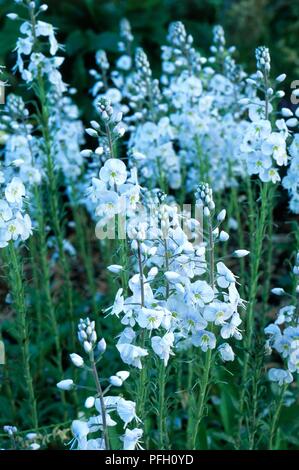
[
  {"x1": 116, "y1": 370, "x2": 130, "y2": 382},
  {"x1": 218, "y1": 343, "x2": 235, "y2": 361},
  {"x1": 71, "y1": 420, "x2": 89, "y2": 450},
  {"x1": 95, "y1": 190, "x2": 121, "y2": 218},
  {"x1": 247, "y1": 152, "x2": 272, "y2": 176},
  {"x1": 106, "y1": 288, "x2": 124, "y2": 316},
  {"x1": 216, "y1": 262, "x2": 236, "y2": 288},
  {"x1": 261, "y1": 132, "x2": 287, "y2": 166},
  {"x1": 16, "y1": 213, "x2": 32, "y2": 241},
  {"x1": 6, "y1": 218, "x2": 23, "y2": 241},
  {"x1": 203, "y1": 301, "x2": 233, "y2": 325},
  {"x1": 220, "y1": 313, "x2": 242, "y2": 339},
  {"x1": 137, "y1": 307, "x2": 164, "y2": 330},
  {"x1": 0, "y1": 200, "x2": 12, "y2": 226},
  {"x1": 91, "y1": 409, "x2": 117, "y2": 428},
  {"x1": 268, "y1": 368, "x2": 293, "y2": 386},
  {"x1": 288, "y1": 350, "x2": 299, "y2": 373},
  {"x1": 117, "y1": 343, "x2": 148, "y2": 369},
  {"x1": 84, "y1": 438, "x2": 106, "y2": 450},
  {"x1": 117, "y1": 398, "x2": 140, "y2": 428},
  {"x1": 151, "y1": 332, "x2": 175, "y2": 366},
  {"x1": 190, "y1": 280, "x2": 214, "y2": 307},
  {"x1": 35, "y1": 21, "x2": 58, "y2": 56},
  {"x1": 117, "y1": 327, "x2": 136, "y2": 345},
  {"x1": 105, "y1": 88, "x2": 122, "y2": 104},
  {"x1": 122, "y1": 428, "x2": 143, "y2": 450},
  {"x1": 192, "y1": 330, "x2": 216, "y2": 351},
  {"x1": 260, "y1": 167, "x2": 280, "y2": 184},
  {"x1": 5, "y1": 177, "x2": 25, "y2": 205},
  {"x1": 99, "y1": 159, "x2": 127, "y2": 186},
  {"x1": 116, "y1": 55, "x2": 132, "y2": 71}
]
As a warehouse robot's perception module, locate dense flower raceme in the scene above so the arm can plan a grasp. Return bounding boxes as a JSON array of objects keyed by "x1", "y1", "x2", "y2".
[
  {"x1": 81, "y1": 94, "x2": 247, "y2": 369},
  {"x1": 89, "y1": 21, "x2": 253, "y2": 192},
  {"x1": 265, "y1": 253, "x2": 299, "y2": 387},
  {"x1": 105, "y1": 183, "x2": 246, "y2": 369},
  {"x1": 239, "y1": 46, "x2": 290, "y2": 184},
  {"x1": 0, "y1": 94, "x2": 43, "y2": 185},
  {"x1": 0, "y1": 168, "x2": 32, "y2": 248},
  {"x1": 57, "y1": 318, "x2": 143, "y2": 450},
  {"x1": 91, "y1": 21, "x2": 293, "y2": 194},
  {"x1": 6, "y1": 1, "x2": 85, "y2": 185}
]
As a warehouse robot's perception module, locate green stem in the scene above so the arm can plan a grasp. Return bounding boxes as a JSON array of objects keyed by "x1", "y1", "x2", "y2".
[
  {"x1": 192, "y1": 218, "x2": 215, "y2": 449},
  {"x1": 71, "y1": 186, "x2": 98, "y2": 317},
  {"x1": 7, "y1": 242, "x2": 38, "y2": 429},
  {"x1": 36, "y1": 71, "x2": 75, "y2": 351},
  {"x1": 90, "y1": 350, "x2": 110, "y2": 450},
  {"x1": 238, "y1": 182, "x2": 272, "y2": 443},
  {"x1": 158, "y1": 361, "x2": 167, "y2": 449},
  {"x1": 269, "y1": 385, "x2": 287, "y2": 450},
  {"x1": 33, "y1": 185, "x2": 67, "y2": 415}
]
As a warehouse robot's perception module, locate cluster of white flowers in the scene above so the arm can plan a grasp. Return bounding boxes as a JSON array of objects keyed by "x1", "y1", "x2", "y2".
[
  {"x1": 0, "y1": 171, "x2": 32, "y2": 248},
  {"x1": 57, "y1": 317, "x2": 143, "y2": 450},
  {"x1": 265, "y1": 253, "x2": 299, "y2": 386},
  {"x1": 10, "y1": 1, "x2": 65, "y2": 93},
  {"x1": 0, "y1": 94, "x2": 43, "y2": 186},
  {"x1": 83, "y1": 99, "x2": 140, "y2": 228},
  {"x1": 239, "y1": 46, "x2": 289, "y2": 183},
  {"x1": 89, "y1": 21, "x2": 258, "y2": 193},
  {"x1": 7, "y1": 1, "x2": 85, "y2": 186},
  {"x1": 105, "y1": 182, "x2": 246, "y2": 369}
]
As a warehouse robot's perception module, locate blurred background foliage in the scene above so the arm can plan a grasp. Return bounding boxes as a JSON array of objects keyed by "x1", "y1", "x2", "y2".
[{"x1": 0, "y1": 0, "x2": 298, "y2": 115}]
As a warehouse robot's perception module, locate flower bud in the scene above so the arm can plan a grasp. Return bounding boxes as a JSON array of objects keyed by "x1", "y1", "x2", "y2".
[
  {"x1": 276, "y1": 90, "x2": 285, "y2": 98},
  {"x1": 83, "y1": 341, "x2": 92, "y2": 353},
  {"x1": 275, "y1": 73, "x2": 286, "y2": 83},
  {"x1": 97, "y1": 338, "x2": 107, "y2": 353},
  {"x1": 217, "y1": 209, "x2": 226, "y2": 223},
  {"x1": 219, "y1": 231, "x2": 229, "y2": 242},
  {"x1": 84, "y1": 396, "x2": 95, "y2": 409},
  {"x1": 109, "y1": 375, "x2": 123, "y2": 387},
  {"x1": 90, "y1": 120, "x2": 100, "y2": 130},
  {"x1": 107, "y1": 264, "x2": 124, "y2": 274},
  {"x1": 57, "y1": 379, "x2": 74, "y2": 391},
  {"x1": 271, "y1": 288, "x2": 285, "y2": 296},
  {"x1": 70, "y1": 353, "x2": 84, "y2": 368},
  {"x1": 281, "y1": 108, "x2": 293, "y2": 118},
  {"x1": 286, "y1": 118, "x2": 298, "y2": 128},
  {"x1": 85, "y1": 128, "x2": 98, "y2": 137},
  {"x1": 233, "y1": 249, "x2": 250, "y2": 258},
  {"x1": 7, "y1": 13, "x2": 18, "y2": 20}
]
